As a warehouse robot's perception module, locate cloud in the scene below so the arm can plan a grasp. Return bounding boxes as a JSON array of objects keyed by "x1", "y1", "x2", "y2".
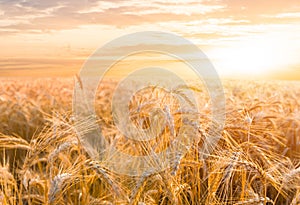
[
  {"x1": 0, "y1": 0, "x2": 299, "y2": 78},
  {"x1": 271, "y1": 12, "x2": 300, "y2": 19},
  {"x1": 1, "y1": 0, "x2": 299, "y2": 39},
  {"x1": 0, "y1": 0, "x2": 226, "y2": 34}
]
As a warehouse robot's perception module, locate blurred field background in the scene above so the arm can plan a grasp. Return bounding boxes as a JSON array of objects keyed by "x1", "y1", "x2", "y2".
[{"x1": 0, "y1": 77, "x2": 299, "y2": 204}]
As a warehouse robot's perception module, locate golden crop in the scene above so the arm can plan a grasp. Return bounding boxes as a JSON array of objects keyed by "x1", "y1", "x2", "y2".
[{"x1": 0, "y1": 78, "x2": 299, "y2": 205}]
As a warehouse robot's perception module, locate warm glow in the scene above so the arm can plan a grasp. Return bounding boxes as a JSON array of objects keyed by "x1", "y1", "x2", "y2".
[
  {"x1": 209, "y1": 35, "x2": 290, "y2": 77},
  {"x1": 0, "y1": 0, "x2": 300, "y2": 79}
]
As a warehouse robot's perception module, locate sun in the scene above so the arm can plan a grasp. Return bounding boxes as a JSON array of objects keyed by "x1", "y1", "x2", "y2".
[{"x1": 210, "y1": 35, "x2": 287, "y2": 78}]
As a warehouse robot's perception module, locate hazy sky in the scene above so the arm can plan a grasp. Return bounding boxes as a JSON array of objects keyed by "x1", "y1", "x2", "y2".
[{"x1": 1, "y1": 0, "x2": 300, "y2": 79}]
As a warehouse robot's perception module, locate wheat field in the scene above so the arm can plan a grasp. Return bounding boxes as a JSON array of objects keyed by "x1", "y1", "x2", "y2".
[{"x1": 0, "y1": 78, "x2": 299, "y2": 205}]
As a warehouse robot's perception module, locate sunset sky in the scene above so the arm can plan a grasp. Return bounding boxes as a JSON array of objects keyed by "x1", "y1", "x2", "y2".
[{"x1": 1, "y1": 0, "x2": 300, "y2": 79}]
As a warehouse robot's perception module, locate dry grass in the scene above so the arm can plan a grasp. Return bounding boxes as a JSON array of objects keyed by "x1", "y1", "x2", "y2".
[{"x1": 0, "y1": 77, "x2": 299, "y2": 204}]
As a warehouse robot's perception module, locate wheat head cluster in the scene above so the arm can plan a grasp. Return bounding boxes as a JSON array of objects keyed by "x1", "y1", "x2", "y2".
[{"x1": 0, "y1": 78, "x2": 299, "y2": 205}]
